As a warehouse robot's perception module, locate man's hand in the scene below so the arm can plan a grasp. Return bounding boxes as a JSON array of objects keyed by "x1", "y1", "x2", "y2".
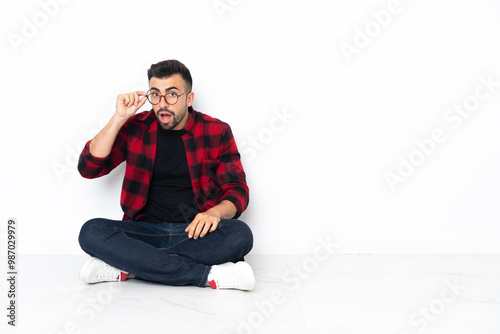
[
  {"x1": 185, "y1": 201, "x2": 237, "y2": 239},
  {"x1": 115, "y1": 90, "x2": 148, "y2": 121},
  {"x1": 89, "y1": 91, "x2": 148, "y2": 158},
  {"x1": 185, "y1": 209, "x2": 221, "y2": 240}
]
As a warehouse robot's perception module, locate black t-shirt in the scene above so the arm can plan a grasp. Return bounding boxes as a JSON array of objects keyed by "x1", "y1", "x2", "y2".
[{"x1": 138, "y1": 128, "x2": 200, "y2": 223}]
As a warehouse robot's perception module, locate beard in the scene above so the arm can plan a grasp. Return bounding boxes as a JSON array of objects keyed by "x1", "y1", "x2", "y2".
[{"x1": 155, "y1": 107, "x2": 184, "y2": 130}]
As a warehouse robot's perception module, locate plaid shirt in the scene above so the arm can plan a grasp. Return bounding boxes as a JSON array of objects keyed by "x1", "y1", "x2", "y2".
[{"x1": 78, "y1": 107, "x2": 249, "y2": 221}]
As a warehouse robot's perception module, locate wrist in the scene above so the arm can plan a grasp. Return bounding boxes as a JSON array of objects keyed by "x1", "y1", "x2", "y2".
[
  {"x1": 110, "y1": 113, "x2": 129, "y2": 129},
  {"x1": 206, "y1": 207, "x2": 222, "y2": 219}
]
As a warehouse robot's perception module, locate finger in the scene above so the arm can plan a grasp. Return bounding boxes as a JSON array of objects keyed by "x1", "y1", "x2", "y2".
[
  {"x1": 121, "y1": 94, "x2": 130, "y2": 107},
  {"x1": 209, "y1": 220, "x2": 220, "y2": 232},
  {"x1": 200, "y1": 221, "x2": 213, "y2": 238},
  {"x1": 137, "y1": 95, "x2": 148, "y2": 108},
  {"x1": 133, "y1": 91, "x2": 140, "y2": 106},
  {"x1": 131, "y1": 92, "x2": 137, "y2": 106},
  {"x1": 129, "y1": 93, "x2": 137, "y2": 107},
  {"x1": 126, "y1": 94, "x2": 135, "y2": 108},
  {"x1": 194, "y1": 219, "x2": 207, "y2": 239},
  {"x1": 186, "y1": 219, "x2": 198, "y2": 238},
  {"x1": 186, "y1": 223, "x2": 195, "y2": 238},
  {"x1": 185, "y1": 219, "x2": 195, "y2": 233}
]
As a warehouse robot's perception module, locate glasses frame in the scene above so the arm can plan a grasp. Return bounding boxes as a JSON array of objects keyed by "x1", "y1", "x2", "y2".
[{"x1": 146, "y1": 89, "x2": 191, "y2": 105}]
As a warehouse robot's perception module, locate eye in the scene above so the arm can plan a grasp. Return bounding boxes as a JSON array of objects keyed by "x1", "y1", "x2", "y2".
[
  {"x1": 152, "y1": 92, "x2": 160, "y2": 97},
  {"x1": 167, "y1": 92, "x2": 177, "y2": 97}
]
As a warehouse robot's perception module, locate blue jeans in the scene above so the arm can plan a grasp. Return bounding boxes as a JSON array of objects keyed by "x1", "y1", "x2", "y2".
[{"x1": 78, "y1": 218, "x2": 253, "y2": 287}]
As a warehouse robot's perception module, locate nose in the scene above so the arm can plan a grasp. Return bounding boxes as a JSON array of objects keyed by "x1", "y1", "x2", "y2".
[{"x1": 158, "y1": 95, "x2": 170, "y2": 107}]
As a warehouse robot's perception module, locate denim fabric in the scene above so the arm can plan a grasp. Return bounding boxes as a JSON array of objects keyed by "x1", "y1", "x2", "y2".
[{"x1": 78, "y1": 218, "x2": 253, "y2": 287}]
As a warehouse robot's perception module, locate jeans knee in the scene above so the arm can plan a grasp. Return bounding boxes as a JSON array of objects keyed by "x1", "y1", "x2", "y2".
[
  {"x1": 78, "y1": 218, "x2": 107, "y2": 254},
  {"x1": 233, "y1": 220, "x2": 254, "y2": 253}
]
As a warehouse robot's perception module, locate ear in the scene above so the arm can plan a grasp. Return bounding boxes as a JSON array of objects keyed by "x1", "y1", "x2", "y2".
[{"x1": 187, "y1": 91, "x2": 195, "y2": 107}]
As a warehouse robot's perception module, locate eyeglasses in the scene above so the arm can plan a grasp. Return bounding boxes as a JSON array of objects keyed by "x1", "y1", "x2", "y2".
[{"x1": 146, "y1": 90, "x2": 191, "y2": 105}]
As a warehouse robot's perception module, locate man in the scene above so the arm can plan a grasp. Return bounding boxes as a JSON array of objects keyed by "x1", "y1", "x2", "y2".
[{"x1": 77, "y1": 60, "x2": 255, "y2": 291}]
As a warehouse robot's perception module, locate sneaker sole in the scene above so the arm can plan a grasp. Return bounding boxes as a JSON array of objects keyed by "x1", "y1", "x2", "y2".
[
  {"x1": 79, "y1": 257, "x2": 97, "y2": 283},
  {"x1": 237, "y1": 262, "x2": 256, "y2": 291}
]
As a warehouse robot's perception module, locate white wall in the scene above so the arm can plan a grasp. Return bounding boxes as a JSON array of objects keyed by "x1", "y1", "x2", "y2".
[{"x1": 1, "y1": 0, "x2": 499, "y2": 255}]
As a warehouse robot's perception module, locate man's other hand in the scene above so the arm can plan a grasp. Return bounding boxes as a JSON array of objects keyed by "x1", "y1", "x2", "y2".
[{"x1": 185, "y1": 210, "x2": 221, "y2": 240}]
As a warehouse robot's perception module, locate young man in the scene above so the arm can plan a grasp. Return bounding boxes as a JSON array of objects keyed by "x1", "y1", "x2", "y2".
[{"x1": 77, "y1": 60, "x2": 255, "y2": 290}]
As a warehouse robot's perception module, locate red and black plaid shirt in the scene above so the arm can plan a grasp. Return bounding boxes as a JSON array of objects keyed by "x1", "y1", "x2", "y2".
[{"x1": 78, "y1": 107, "x2": 249, "y2": 221}]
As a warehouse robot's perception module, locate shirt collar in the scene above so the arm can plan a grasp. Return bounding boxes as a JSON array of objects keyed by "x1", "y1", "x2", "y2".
[
  {"x1": 144, "y1": 109, "x2": 157, "y2": 128},
  {"x1": 183, "y1": 106, "x2": 196, "y2": 136}
]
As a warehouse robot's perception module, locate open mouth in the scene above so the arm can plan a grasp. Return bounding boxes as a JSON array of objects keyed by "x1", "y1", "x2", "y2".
[{"x1": 158, "y1": 111, "x2": 173, "y2": 124}]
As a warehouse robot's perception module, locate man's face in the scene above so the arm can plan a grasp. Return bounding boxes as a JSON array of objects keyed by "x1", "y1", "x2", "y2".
[{"x1": 149, "y1": 74, "x2": 194, "y2": 130}]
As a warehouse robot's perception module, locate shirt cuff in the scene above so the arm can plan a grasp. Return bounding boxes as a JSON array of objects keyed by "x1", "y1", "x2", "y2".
[{"x1": 81, "y1": 141, "x2": 109, "y2": 165}]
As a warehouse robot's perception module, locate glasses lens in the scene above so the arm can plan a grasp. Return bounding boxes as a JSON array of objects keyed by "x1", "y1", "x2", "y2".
[
  {"x1": 147, "y1": 92, "x2": 180, "y2": 105},
  {"x1": 148, "y1": 92, "x2": 160, "y2": 105},
  {"x1": 165, "y1": 92, "x2": 178, "y2": 105}
]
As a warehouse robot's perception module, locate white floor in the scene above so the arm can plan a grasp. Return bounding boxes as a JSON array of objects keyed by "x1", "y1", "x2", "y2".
[{"x1": 2, "y1": 254, "x2": 500, "y2": 334}]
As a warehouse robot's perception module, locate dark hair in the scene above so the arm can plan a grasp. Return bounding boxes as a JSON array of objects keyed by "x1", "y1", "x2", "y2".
[{"x1": 147, "y1": 59, "x2": 193, "y2": 91}]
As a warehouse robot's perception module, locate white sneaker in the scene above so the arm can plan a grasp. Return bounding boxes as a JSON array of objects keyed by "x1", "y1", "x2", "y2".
[
  {"x1": 207, "y1": 262, "x2": 255, "y2": 291},
  {"x1": 80, "y1": 257, "x2": 128, "y2": 284}
]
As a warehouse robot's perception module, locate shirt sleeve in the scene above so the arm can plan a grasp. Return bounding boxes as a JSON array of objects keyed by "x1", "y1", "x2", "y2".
[
  {"x1": 216, "y1": 125, "x2": 249, "y2": 218},
  {"x1": 77, "y1": 123, "x2": 128, "y2": 179}
]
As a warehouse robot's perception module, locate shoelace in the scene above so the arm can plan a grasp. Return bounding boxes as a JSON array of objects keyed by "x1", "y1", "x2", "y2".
[{"x1": 95, "y1": 261, "x2": 120, "y2": 281}]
